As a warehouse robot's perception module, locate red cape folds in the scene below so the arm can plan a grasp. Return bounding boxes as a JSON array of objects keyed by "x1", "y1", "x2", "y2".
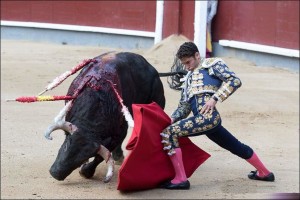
[{"x1": 117, "y1": 102, "x2": 210, "y2": 191}]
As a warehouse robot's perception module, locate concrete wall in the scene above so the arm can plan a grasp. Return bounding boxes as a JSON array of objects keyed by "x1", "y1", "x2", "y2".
[
  {"x1": 213, "y1": 42, "x2": 299, "y2": 72},
  {"x1": 1, "y1": 26, "x2": 154, "y2": 50}
]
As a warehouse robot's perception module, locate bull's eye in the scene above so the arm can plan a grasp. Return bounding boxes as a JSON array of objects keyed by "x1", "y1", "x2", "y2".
[
  {"x1": 64, "y1": 143, "x2": 68, "y2": 152},
  {"x1": 64, "y1": 138, "x2": 71, "y2": 152}
]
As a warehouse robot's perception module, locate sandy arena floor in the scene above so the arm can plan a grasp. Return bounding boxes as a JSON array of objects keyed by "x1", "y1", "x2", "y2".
[{"x1": 1, "y1": 36, "x2": 299, "y2": 199}]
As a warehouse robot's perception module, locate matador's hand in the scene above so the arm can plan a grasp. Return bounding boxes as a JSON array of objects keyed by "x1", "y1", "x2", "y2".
[{"x1": 200, "y1": 98, "x2": 217, "y2": 115}]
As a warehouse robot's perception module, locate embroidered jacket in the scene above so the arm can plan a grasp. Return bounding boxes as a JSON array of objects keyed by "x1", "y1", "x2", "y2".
[{"x1": 171, "y1": 58, "x2": 242, "y2": 122}]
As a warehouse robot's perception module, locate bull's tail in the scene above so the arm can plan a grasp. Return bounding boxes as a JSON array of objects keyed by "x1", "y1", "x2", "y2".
[
  {"x1": 159, "y1": 57, "x2": 187, "y2": 91},
  {"x1": 158, "y1": 70, "x2": 187, "y2": 77}
]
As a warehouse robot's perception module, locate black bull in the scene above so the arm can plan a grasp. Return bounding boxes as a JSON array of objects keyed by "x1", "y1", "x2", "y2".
[{"x1": 46, "y1": 52, "x2": 186, "y2": 182}]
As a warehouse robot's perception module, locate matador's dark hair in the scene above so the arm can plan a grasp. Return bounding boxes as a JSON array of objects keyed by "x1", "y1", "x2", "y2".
[
  {"x1": 176, "y1": 42, "x2": 199, "y2": 59},
  {"x1": 166, "y1": 42, "x2": 199, "y2": 91}
]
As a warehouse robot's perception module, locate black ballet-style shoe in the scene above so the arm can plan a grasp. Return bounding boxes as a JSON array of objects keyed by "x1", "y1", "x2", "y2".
[
  {"x1": 163, "y1": 180, "x2": 190, "y2": 190},
  {"x1": 158, "y1": 180, "x2": 171, "y2": 188},
  {"x1": 248, "y1": 170, "x2": 275, "y2": 182}
]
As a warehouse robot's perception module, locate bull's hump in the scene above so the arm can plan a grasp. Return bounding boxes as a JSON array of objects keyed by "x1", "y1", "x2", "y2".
[{"x1": 101, "y1": 52, "x2": 116, "y2": 63}]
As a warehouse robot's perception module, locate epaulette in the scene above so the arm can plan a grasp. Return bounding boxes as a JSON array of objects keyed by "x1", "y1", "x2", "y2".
[{"x1": 201, "y1": 58, "x2": 224, "y2": 68}]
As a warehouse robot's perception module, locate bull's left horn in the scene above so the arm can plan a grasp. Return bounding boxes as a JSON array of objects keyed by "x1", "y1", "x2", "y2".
[
  {"x1": 45, "y1": 100, "x2": 77, "y2": 140},
  {"x1": 44, "y1": 121, "x2": 78, "y2": 140},
  {"x1": 97, "y1": 145, "x2": 115, "y2": 183}
]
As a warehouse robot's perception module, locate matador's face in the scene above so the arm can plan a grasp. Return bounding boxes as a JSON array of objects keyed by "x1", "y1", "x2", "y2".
[{"x1": 180, "y1": 52, "x2": 201, "y2": 71}]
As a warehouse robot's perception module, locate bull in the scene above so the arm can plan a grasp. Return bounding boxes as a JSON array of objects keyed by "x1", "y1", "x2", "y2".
[{"x1": 45, "y1": 51, "x2": 185, "y2": 183}]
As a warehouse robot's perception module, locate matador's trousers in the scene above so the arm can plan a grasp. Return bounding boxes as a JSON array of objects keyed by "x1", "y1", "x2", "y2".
[{"x1": 161, "y1": 95, "x2": 253, "y2": 159}]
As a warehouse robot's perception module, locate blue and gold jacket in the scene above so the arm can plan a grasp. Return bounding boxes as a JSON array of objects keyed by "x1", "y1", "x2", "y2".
[{"x1": 171, "y1": 57, "x2": 242, "y2": 122}]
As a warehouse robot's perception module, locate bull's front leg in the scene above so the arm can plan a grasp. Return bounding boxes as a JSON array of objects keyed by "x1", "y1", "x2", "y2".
[
  {"x1": 112, "y1": 122, "x2": 128, "y2": 165},
  {"x1": 112, "y1": 144, "x2": 124, "y2": 165},
  {"x1": 79, "y1": 155, "x2": 104, "y2": 179},
  {"x1": 80, "y1": 145, "x2": 115, "y2": 183}
]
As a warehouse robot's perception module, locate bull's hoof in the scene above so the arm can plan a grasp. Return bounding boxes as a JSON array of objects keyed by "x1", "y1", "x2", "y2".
[{"x1": 79, "y1": 163, "x2": 95, "y2": 179}]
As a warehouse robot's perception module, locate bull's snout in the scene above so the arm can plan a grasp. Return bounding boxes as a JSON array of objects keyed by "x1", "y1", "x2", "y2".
[{"x1": 49, "y1": 165, "x2": 68, "y2": 181}]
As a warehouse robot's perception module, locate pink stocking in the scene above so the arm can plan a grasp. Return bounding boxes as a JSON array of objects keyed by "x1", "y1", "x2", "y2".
[
  {"x1": 170, "y1": 148, "x2": 187, "y2": 184},
  {"x1": 246, "y1": 152, "x2": 271, "y2": 177}
]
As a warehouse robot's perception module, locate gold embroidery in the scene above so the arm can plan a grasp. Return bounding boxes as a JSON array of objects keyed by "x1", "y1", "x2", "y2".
[
  {"x1": 172, "y1": 125, "x2": 181, "y2": 133},
  {"x1": 183, "y1": 120, "x2": 193, "y2": 129}
]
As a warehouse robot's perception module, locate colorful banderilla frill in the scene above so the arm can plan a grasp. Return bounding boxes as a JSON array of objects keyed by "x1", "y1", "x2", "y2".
[
  {"x1": 105, "y1": 79, "x2": 134, "y2": 127},
  {"x1": 38, "y1": 59, "x2": 95, "y2": 95},
  {"x1": 6, "y1": 57, "x2": 135, "y2": 128},
  {"x1": 6, "y1": 95, "x2": 75, "y2": 103}
]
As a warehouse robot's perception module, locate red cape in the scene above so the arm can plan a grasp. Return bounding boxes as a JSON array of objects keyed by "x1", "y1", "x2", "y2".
[{"x1": 117, "y1": 102, "x2": 210, "y2": 191}]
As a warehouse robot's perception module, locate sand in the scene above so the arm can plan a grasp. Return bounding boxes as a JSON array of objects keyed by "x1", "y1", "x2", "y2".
[{"x1": 1, "y1": 35, "x2": 299, "y2": 199}]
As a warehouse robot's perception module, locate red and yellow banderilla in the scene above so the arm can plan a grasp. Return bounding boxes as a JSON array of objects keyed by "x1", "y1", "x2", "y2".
[{"x1": 6, "y1": 95, "x2": 74, "y2": 103}]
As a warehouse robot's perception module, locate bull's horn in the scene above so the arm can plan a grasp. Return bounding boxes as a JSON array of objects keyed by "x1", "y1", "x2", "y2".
[
  {"x1": 54, "y1": 101, "x2": 73, "y2": 122},
  {"x1": 97, "y1": 145, "x2": 115, "y2": 183},
  {"x1": 45, "y1": 100, "x2": 76, "y2": 140},
  {"x1": 45, "y1": 121, "x2": 78, "y2": 140}
]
